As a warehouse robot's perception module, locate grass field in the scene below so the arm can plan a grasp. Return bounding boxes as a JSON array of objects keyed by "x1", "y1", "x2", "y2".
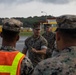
[
  {"x1": 20, "y1": 31, "x2": 44, "y2": 36},
  {"x1": 20, "y1": 31, "x2": 33, "y2": 36}
]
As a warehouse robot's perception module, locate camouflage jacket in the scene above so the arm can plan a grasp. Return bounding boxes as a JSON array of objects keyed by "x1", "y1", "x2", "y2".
[
  {"x1": 42, "y1": 32, "x2": 56, "y2": 58},
  {"x1": 33, "y1": 46, "x2": 76, "y2": 75},
  {"x1": 0, "y1": 47, "x2": 33, "y2": 75},
  {"x1": 42, "y1": 32, "x2": 55, "y2": 49},
  {"x1": 24, "y1": 35, "x2": 48, "y2": 67}
]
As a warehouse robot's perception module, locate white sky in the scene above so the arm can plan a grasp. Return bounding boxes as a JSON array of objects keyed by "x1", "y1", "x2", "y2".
[{"x1": 0, "y1": 0, "x2": 76, "y2": 18}]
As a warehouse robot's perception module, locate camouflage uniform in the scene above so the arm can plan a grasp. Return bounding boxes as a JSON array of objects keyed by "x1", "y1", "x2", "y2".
[
  {"x1": 42, "y1": 25, "x2": 55, "y2": 58},
  {"x1": 42, "y1": 32, "x2": 55, "y2": 49},
  {"x1": 33, "y1": 46, "x2": 76, "y2": 75},
  {"x1": 32, "y1": 15, "x2": 76, "y2": 75},
  {"x1": 0, "y1": 19, "x2": 33, "y2": 75},
  {"x1": 24, "y1": 35, "x2": 47, "y2": 67}
]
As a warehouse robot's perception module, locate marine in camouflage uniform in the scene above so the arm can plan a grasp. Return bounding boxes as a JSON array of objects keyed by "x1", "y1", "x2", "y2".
[
  {"x1": 42, "y1": 24, "x2": 55, "y2": 58},
  {"x1": 0, "y1": 19, "x2": 33, "y2": 75},
  {"x1": 22, "y1": 22, "x2": 48, "y2": 67},
  {"x1": 32, "y1": 15, "x2": 76, "y2": 75}
]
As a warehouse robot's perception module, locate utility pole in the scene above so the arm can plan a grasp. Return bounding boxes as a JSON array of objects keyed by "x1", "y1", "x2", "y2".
[{"x1": 41, "y1": 11, "x2": 47, "y2": 22}]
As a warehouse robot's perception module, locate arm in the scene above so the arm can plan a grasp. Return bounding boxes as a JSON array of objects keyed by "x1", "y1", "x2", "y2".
[
  {"x1": 37, "y1": 36, "x2": 48, "y2": 55},
  {"x1": 22, "y1": 39, "x2": 28, "y2": 54},
  {"x1": 21, "y1": 56, "x2": 34, "y2": 75},
  {"x1": 31, "y1": 47, "x2": 47, "y2": 55},
  {"x1": 36, "y1": 48, "x2": 46, "y2": 54},
  {"x1": 22, "y1": 47, "x2": 27, "y2": 54},
  {"x1": 31, "y1": 36, "x2": 48, "y2": 55}
]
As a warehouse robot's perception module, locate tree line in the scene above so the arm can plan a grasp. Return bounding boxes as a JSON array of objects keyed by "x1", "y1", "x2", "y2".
[{"x1": 0, "y1": 15, "x2": 54, "y2": 28}]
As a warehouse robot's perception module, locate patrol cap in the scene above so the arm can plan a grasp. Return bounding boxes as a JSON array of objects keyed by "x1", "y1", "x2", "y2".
[
  {"x1": 2, "y1": 18, "x2": 23, "y2": 32},
  {"x1": 33, "y1": 22, "x2": 41, "y2": 30},
  {"x1": 56, "y1": 15, "x2": 76, "y2": 31}
]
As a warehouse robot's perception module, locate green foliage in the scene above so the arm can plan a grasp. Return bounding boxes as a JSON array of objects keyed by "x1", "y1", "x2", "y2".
[{"x1": 0, "y1": 15, "x2": 54, "y2": 27}]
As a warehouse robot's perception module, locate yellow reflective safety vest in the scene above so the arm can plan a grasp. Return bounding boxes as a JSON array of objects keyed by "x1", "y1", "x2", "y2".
[{"x1": 0, "y1": 51, "x2": 25, "y2": 75}]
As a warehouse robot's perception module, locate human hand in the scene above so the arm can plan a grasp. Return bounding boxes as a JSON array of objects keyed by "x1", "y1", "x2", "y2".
[{"x1": 31, "y1": 47, "x2": 37, "y2": 53}]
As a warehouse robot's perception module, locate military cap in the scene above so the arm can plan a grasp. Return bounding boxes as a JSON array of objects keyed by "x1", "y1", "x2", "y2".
[
  {"x1": 33, "y1": 22, "x2": 41, "y2": 29},
  {"x1": 56, "y1": 15, "x2": 76, "y2": 30},
  {"x1": 2, "y1": 18, "x2": 23, "y2": 32}
]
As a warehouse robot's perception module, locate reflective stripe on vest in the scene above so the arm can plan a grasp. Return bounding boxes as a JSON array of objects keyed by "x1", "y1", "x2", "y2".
[{"x1": 0, "y1": 52, "x2": 24, "y2": 75}]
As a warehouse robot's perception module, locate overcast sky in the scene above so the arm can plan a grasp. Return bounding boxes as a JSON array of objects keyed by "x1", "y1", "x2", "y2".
[{"x1": 0, "y1": 0, "x2": 76, "y2": 18}]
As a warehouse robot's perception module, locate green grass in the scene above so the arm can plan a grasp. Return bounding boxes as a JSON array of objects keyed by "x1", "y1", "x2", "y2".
[
  {"x1": 20, "y1": 31, "x2": 44, "y2": 36},
  {"x1": 20, "y1": 31, "x2": 33, "y2": 36}
]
